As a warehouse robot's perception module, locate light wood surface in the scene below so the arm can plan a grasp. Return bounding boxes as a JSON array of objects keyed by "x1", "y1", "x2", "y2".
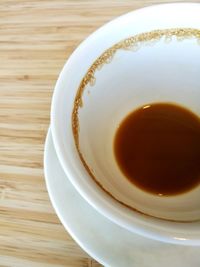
[{"x1": 0, "y1": 1, "x2": 198, "y2": 266}]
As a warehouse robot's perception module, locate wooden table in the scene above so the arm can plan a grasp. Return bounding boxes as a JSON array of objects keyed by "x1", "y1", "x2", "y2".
[{"x1": 0, "y1": 1, "x2": 197, "y2": 266}]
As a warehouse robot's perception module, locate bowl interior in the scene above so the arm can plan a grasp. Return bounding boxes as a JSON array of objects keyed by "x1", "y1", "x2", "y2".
[
  {"x1": 75, "y1": 29, "x2": 200, "y2": 222},
  {"x1": 51, "y1": 3, "x2": 200, "y2": 245}
]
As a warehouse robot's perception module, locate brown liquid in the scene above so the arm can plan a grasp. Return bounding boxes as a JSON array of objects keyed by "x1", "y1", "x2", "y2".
[{"x1": 114, "y1": 103, "x2": 200, "y2": 196}]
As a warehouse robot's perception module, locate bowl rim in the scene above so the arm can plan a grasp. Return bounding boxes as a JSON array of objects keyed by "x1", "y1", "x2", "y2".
[{"x1": 51, "y1": 2, "x2": 200, "y2": 245}]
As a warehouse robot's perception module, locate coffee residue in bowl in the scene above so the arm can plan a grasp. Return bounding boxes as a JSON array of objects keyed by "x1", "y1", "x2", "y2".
[{"x1": 114, "y1": 103, "x2": 200, "y2": 196}]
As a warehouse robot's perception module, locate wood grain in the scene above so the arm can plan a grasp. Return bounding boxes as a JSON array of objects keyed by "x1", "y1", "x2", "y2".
[{"x1": 0, "y1": 1, "x2": 198, "y2": 266}]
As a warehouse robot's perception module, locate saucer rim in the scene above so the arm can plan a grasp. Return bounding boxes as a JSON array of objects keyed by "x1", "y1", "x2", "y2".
[{"x1": 44, "y1": 128, "x2": 107, "y2": 266}]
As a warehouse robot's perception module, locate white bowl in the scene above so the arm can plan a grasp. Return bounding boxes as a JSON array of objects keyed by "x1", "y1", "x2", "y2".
[{"x1": 51, "y1": 3, "x2": 200, "y2": 245}]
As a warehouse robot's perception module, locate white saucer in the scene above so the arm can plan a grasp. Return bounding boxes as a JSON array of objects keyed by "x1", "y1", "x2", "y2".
[{"x1": 44, "y1": 129, "x2": 200, "y2": 267}]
